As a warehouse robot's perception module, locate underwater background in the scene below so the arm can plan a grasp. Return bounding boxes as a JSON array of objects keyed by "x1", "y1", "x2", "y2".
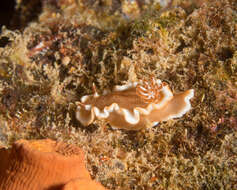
[{"x1": 0, "y1": 0, "x2": 236, "y2": 189}]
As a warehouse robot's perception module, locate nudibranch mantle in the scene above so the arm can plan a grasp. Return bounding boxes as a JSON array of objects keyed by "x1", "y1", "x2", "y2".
[{"x1": 76, "y1": 79, "x2": 194, "y2": 130}]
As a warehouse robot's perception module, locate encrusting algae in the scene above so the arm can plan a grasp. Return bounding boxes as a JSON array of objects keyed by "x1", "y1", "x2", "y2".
[{"x1": 76, "y1": 77, "x2": 194, "y2": 130}]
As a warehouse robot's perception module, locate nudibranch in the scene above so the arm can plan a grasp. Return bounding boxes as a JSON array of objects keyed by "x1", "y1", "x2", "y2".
[
  {"x1": 76, "y1": 78, "x2": 194, "y2": 130},
  {"x1": 0, "y1": 139, "x2": 107, "y2": 190}
]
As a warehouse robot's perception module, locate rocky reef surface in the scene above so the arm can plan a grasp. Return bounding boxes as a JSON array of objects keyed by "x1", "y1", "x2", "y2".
[{"x1": 0, "y1": 0, "x2": 236, "y2": 189}]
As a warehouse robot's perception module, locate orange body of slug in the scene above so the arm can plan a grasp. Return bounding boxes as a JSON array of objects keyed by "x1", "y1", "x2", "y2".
[{"x1": 76, "y1": 77, "x2": 194, "y2": 130}]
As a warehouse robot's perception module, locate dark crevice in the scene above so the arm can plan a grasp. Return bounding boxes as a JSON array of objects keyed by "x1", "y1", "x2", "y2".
[
  {"x1": 0, "y1": 37, "x2": 11, "y2": 47},
  {"x1": 217, "y1": 47, "x2": 234, "y2": 61},
  {"x1": 0, "y1": 0, "x2": 15, "y2": 28}
]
